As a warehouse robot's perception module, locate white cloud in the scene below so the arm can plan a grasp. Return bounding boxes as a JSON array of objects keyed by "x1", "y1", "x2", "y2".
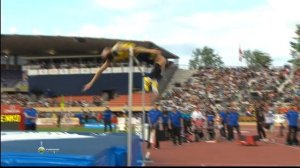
[
  {"x1": 8, "y1": 27, "x2": 17, "y2": 34},
  {"x1": 75, "y1": 12, "x2": 155, "y2": 40},
  {"x1": 32, "y1": 28, "x2": 42, "y2": 35},
  {"x1": 72, "y1": 0, "x2": 299, "y2": 67},
  {"x1": 266, "y1": 0, "x2": 300, "y2": 24},
  {"x1": 53, "y1": 29, "x2": 62, "y2": 36},
  {"x1": 152, "y1": 2, "x2": 299, "y2": 66}
]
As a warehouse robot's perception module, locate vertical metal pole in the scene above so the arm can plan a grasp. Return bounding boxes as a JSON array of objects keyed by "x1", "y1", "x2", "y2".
[
  {"x1": 141, "y1": 65, "x2": 146, "y2": 163},
  {"x1": 127, "y1": 47, "x2": 133, "y2": 166},
  {"x1": 132, "y1": 57, "x2": 146, "y2": 165}
]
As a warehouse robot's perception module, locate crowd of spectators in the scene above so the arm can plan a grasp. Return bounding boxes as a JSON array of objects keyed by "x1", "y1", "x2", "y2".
[
  {"x1": 1, "y1": 93, "x2": 29, "y2": 106},
  {"x1": 2, "y1": 66, "x2": 298, "y2": 114},
  {"x1": 160, "y1": 66, "x2": 299, "y2": 116},
  {"x1": 1, "y1": 93, "x2": 103, "y2": 108}
]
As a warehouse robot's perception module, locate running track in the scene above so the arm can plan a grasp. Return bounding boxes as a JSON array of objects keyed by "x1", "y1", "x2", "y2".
[{"x1": 144, "y1": 125, "x2": 300, "y2": 166}]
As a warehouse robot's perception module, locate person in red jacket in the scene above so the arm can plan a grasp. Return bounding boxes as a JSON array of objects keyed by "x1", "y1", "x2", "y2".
[
  {"x1": 111, "y1": 114, "x2": 118, "y2": 125},
  {"x1": 97, "y1": 112, "x2": 103, "y2": 123}
]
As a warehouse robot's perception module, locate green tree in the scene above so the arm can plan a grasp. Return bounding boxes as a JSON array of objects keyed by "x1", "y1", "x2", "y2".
[
  {"x1": 189, "y1": 46, "x2": 224, "y2": 69},
  {"x1": 189, "y1": 48, "x2": 200, "y2": 70},
  {"x1": 288, "y1": 24, "x2": 300, "y2": 67},
  {"x1": 243, "y1": 50, "x2": 272, "y2": 69}
]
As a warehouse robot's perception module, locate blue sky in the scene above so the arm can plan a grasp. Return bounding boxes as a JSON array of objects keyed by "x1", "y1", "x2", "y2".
[{"x1": 1, "y1": 0, "x2": 300, "y2": 67}]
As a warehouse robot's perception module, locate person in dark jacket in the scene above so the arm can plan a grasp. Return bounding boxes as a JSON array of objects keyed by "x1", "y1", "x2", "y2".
[
  {"x1": 162, "y1": 109, "x2": 171, "y2": 140},
  {"x1": 254, "y1": 102, "x2": 267, "y2": 141},
  {"x1": 103, "y1": 106, "x2": 113, "y2": 132}
]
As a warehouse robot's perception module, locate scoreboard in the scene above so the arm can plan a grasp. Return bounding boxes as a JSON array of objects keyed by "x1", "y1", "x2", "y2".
[{"x1": 1, "y1": 105, "x2": 25, "y2": 130}]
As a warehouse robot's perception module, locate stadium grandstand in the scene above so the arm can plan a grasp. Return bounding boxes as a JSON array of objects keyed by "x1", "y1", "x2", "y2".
[
  {"x1": 1, "y1": 34, "x2": 299, "y2": 119},
  {"x1": 1, "y1": 34, "x2": 179, "y2": 110}
]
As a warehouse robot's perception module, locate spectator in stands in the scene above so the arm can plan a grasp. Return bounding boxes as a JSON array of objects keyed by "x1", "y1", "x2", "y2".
[
  {"x1": 93, "y1": 96, "x2": 102, "y2": 106},
  {"x1": 83, "y1": 111, "x2": 89, "y2": 124},
  {"x1": 56, "y1": 112, "x2": 63, "y2": 128},
  {"x1": 97, "y1": 112, "x2": 103, "y2": 123},
  {"x1": 147, "y1": 102, "x2": 163, "y2": 149},
  {"x1": 74, "y1": 112, "x2": 84, "y2": 125},
  {"x1": 38, "y1": 112, "x2": 46, "y2": 118},
  {"x1": 122, "y1": 103, "x2": 129, "y2": 118},
  {"x1": 246, "y1": 106, "x2": 254, "y2": 117},
  {"x1": 82, "y1": 41, "x2": 167, "y2": 98},
  {"x1": 103, "y1": 106, "x2": 113, "y2": 132},
  {"x1": 169, "y1": 106, "x2": 183, "y2": 146},
  {"x1": 285, "y1": 104, "x2": 299, "y2": 146},
  {"x1": 23, "y1": 103, "x2": 38, "y2": 131},
  {"x1": 89, "y1": 111, "x2": 98, "y2": 122},
  {"x1": 111, "y1": 113, "x2": 118, "y2": 126}
]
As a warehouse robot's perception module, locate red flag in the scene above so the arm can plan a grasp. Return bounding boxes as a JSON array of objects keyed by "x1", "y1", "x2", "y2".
[{"x1": 239, "y1": 47, "x2": 243, "y2": 62}]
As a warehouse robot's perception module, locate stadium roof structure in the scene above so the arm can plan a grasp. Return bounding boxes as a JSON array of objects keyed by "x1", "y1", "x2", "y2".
[{"x1": 1, "y1": 34, "x2": 179, "y2": 59}]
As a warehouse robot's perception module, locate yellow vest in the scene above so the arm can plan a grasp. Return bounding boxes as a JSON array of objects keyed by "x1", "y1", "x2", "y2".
[{"x1": 112, "y1": 42, "x2": 136, "y2": 62}]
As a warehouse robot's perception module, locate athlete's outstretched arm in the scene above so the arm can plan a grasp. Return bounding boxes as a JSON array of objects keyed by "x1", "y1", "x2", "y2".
[{"x1": 82, "y1": 60, "x2": 110, "y2": 92}]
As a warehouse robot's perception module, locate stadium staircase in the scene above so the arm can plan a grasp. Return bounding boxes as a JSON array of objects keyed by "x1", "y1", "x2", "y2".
[
  {"x1": 157, "y1": 64, "x2": 178, "y2": 94},
  {"x1": 164, "y1": 69, "x2": 197, "y2": 92}
]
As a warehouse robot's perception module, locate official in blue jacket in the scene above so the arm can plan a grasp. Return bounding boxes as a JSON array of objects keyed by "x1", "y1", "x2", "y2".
[
  {"x1": 286, "y1": 106, "x2": 299, "y2": 146},
  {"x1": 103, "y1": 106, "x2": 113, "y2": 132},
  {"x1": 219, "y1": 109, "x2": 228, "y2": 138},
  {"x1": 147, "y1": 103, "x2": 163, "y2": 149},
  {"x1": 227, "y1": 107, "x2": 241, "y2": 141},
  {"x1": 24, "y1": 103, "x2": 38, "y2": 131},
  {"x1": 169, "y1": 106, "x2": 183, "y2": 146}
]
